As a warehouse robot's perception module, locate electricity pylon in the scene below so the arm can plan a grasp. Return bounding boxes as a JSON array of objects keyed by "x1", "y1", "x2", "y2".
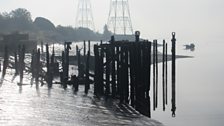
[
  {"x1": 107, "y1": 0, "x2": 133, "y2": 35},
  {"x1": 75, "y1": 0, "x2": 95, "y2": 31}
]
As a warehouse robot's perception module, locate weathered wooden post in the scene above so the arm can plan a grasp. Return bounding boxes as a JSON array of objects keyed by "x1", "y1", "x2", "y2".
[
  {"x1": 99, "y1": 46, "x2": 104, "y2": 95},
  {"x1": 61, "y1": 51, "x2": 65, "y2": 86},
  {"x1": 105, "y1": 46, "x2": 110, "y2": 98},
  {"x1": 15, "y1": 50, "x2": 19, "y2": 75},
  {"x1": 119, "y1": 45, "x2": 125, "y2": 103},
  {"x1": 19, "y1": 45, "x2": 25, "y2": 85},
  {"x1": 83, "y1": 40, "x2": 86, "y2": 57},
  {"x1": 171, "y1": 32, "x2": 176, "y2": 117},
  {"x1": 153, "y1": 40, "x2": 156, "y2": 110},
  {"x1": 51, "y1": 44, "x2": 55, "y2": 64},
  {"x1": 135, "y1": 31, "x2": 140, "y2": 42},
  {"x1": 111, "y1": 37, "x2": 116, "y2": 98},
  {"x1": 165, "y1": 43, "x2": 168, "y2": 105},
  {"x1": 85, "y1": 50, "x2": 90, "y2": 94},
  {"x1": 124, "y1": 45, "x2": 129, "y2": 103},
  {"x1": 65, "y1": 42, "x2": 72, "y2": 81},
  {"x1": 116, "y1": 45, "x2": 121, "y2": 101},
  {"x1": 162, "y1": 40, "x2": 166, "y2": 111},
  {"x1": 155, "y1": 40, "x2": 158, "y2": 108},
  {"x1": 30, "y1": 49, "x2": 35, "y2": 85},
  {"x1": 88, "y1": 40, "x2": 91, "y2": 53},
  {"x1": 134, "y1": 43, "x2": 140, "y2": 110},
  {"x1": 46, "y1": 44, "x2": 49, "y2": 73},
  {"x1": 129, "y1": 43, "x2": 136, "y2": 107},
  {"x1": 2, "y1": 46, "x2": 9, "y2": 78},
  {"x1": 94, "y1": 45, "x2": 99, "y2": 95},
  {"x1": 76, "y1": 46, "x2": 81, "y2": 77},
  {"x1": 46, "y1": 44, "x2": 51, "y2": 88},
  {"x1": 148, "y1": 41, "x2": 152, "y2": 117},
  {"x1": 62, "y1": 42, "x2": 72, "y2": 89},
  {"x1": 35, "y1": 49, "x2": 41, "y2": 86}
]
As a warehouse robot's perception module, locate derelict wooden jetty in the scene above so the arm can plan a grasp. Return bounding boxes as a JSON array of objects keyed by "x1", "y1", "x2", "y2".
[{"x1": 0, "y1": 31, "x2": 177, "y2": 118}]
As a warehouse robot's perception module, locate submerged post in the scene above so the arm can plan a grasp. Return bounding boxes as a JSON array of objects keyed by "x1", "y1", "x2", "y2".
[
  {"x1": 153, "y1": 40, "x2": 156, "y2": 111},
  {"x1": 171, "y1": 32, "x2": 176, "y2": 117}
]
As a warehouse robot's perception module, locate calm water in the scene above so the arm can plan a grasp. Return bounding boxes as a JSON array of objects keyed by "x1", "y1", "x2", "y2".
[
  {"x1": 152, "y1": 41, "x2": 224, "y2": 126},
  {"x1": 0, "y1": 41, "x2": 223, "y2": 126}
]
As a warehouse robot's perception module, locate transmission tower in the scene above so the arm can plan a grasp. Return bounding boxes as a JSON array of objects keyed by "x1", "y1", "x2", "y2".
[
  {"x1": 107, "y1": 0, "x2": 133, "y2": 35},
  {"x1": 75, "y1": 0, "x2": 95, "y2": 31}
]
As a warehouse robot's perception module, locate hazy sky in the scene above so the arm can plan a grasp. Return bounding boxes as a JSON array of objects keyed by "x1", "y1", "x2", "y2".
[{"x1": 0, "y1": 0, "x2": 224, "y2": 43}]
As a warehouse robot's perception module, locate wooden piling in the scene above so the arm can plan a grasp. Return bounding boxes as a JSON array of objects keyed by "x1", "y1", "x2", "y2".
[
  {"x1": 119, "y1": 46, "x2": 125, "y2": 103},
  {"x1": 165, "y1": 43, "x2": 168, "y2": 105},
  {"x1": 76, "y1": 46, "x2": 81, "y2": 77},
  {"x1": 61, "y1": 51, "x2": 65, "y2": 87},
  {"x1": 99, "y1": 46, "x2": 104, "y2": 95},
  {"x1": 46, "y1": 44, "x2": 51, "y2": 88},
  {"x1": 19, "y1": 45, "x2": 25, "y2": 85},
  {"x1": 35, "y1": 49, "x2": 41, "y2": 86},
  {"x1": 171, "y1": 32, "x2": 176, "y2": 117},
  {"x1": 162, "y1": 40, "x2": 166, "y2": 111},
  {"x1": 2, "y1": 46, "x2": 9, "y2": 78},
  {"x1": 105, "y1": 47, "x2": 110, "y2": 98},
  {"x1": 153, "y1": 40, "x2": 156, "y2": 110},
  {"x1": 124, "y1": 45, "x2": 129, "y2": 103},
  {"x1": 116, "y1": 46, "x2": 121, "y2": 98},
  {"x1": 15, "y1": 50, "x2": 18, "y2": 75},
  {"x1": 88, "y1": 40, "x2": 91, "y2": 53},
  {"x1": 111, "y1": 40, "x2": 116, "y2": 98},
  {"x1": 84, "y1": 40, "x2": 86, "y2": 57},
  {"x1": 148, "y1": 42, "x2": 152, "y2": 117},
  {"x1": 155, "y1": 40, "x2": 158, "y2": 108},
  {"x1": 94, "y1": 45, "x2": 99, "y2": 95},
  {"x1": 85, "y1": 51, "x2": 90, "y2": 94},
  {"x1": 129, "y1": 43, "x2": 136, "y2": 107}
]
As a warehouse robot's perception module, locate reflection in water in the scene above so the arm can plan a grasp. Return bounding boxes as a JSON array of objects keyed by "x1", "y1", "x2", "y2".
[
  {"x1": 19, "y1": 85, "x2": 22, "y2": 94},
  {"x1": 36, "y1": 84, "x2": 40, "y2": 97},
  {"x1": 48, "y1": 88, "x2": 51, "y2": 97},
  {"x1": 0, "y1": 84, "x2": 162, "y2": 126},
  {"x1": 153, "y1": 42, "x2": 224, "y2": 126}
]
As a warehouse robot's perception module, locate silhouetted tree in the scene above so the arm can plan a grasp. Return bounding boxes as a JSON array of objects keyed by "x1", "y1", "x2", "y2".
[
  {"x1": 0, "y1": 8, "x2": 107, "y2": 42},
  {"x1": 10, "y1": 8, "x2": 32, "y2": 22},
  {"x1": 10, "y1": 8, "x2": 33, "y2": 31}
]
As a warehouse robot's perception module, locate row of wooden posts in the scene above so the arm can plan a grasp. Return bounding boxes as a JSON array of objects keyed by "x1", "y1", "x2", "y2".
[
  {"x1": 0, "y1": 40, "x2": 92, "y2": 94},
  {"x1": 0, "y1": 32, "x2": 176, "y2": 118},
  {"x1": 93, "y1": 32, "x2": 176, "y2": 117}
]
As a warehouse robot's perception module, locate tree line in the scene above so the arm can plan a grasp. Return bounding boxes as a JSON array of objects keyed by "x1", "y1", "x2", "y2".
[{"x1": 0, "y1": 8, "x2": 112, "y2": 43}]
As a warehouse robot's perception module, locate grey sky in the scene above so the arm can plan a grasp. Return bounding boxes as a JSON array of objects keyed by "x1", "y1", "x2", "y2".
[{"x1": 0, "y1": 0, "x2": 223, "y2": 43}]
